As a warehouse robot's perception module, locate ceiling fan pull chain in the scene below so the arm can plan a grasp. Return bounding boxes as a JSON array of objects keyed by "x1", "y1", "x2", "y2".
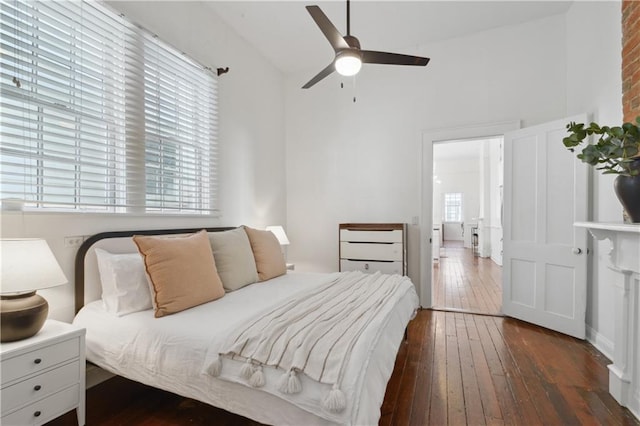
[{"x1": 353, "y1": 75, "x2": 357, "y2": 103}]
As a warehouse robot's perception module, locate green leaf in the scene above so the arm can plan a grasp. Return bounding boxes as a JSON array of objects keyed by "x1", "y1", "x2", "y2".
[{"x1": 611, "y1": 127, "x2": 624, "y2": 138}]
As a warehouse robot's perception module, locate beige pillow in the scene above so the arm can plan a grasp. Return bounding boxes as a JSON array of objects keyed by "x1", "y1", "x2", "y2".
[
  {"x1": 209, "y1": 228, "x2": 258, "y2": 291},
  {"x1": 133, "y1": 230, "x2": 225, "y2": 318},
  {"x1": 243, "y1": 226, "x2": 287, "y2": 281}
]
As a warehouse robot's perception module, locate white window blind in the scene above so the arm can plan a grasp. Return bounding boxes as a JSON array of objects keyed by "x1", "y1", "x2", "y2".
[
  {"x1": 0, "y1": 0, "x2": 218, "y2": 214},
  {"x1": 444, "y1": 192, "x2": 463, "y2": 222}
]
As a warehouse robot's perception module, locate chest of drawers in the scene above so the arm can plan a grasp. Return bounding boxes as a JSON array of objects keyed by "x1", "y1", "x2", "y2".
[
  {"x1": 339, "y1": 223, "x2": 407, "y2": 275},
  {"x1": 0, "y1": 320, "x2": 86, "y2": 426}
]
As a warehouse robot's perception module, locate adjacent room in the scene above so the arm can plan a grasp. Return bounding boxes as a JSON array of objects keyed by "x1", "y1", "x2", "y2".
[
  {"x1": 1, "y1": 0, "x2": 639, "y2": 425},
  {"x1": 432, "y1": 137, "x2": 503, "y2": 315}
]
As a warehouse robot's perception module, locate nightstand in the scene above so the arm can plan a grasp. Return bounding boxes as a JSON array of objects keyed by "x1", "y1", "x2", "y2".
[{"x1": 0, "y1": 320, "x2": 86, "y2": 426}]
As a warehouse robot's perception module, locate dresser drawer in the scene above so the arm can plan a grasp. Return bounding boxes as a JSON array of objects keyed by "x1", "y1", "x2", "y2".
[
  {"x1": 1, "y1": 337, "x2": 80, "y2": 384},
  {"x1": 340, "y1": 229, "x2": 403, "y2": 243},
  {"x1": 340, "y1": 259, "x2": 404, "y2": 275},
  {"x1": 2, "y1": 361, "x2": 80, "y2": 413},
  {"x1": 1, "y1": 383, "x2": 79, "y2": 426},
  {"x1": 340, "y1": 242, "x2": 403, "y2": 261}
]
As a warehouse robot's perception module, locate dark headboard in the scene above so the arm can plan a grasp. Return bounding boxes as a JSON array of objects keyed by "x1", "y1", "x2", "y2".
[{"x1": 74, "y1": 227, "x2": 235, "y2": 314}]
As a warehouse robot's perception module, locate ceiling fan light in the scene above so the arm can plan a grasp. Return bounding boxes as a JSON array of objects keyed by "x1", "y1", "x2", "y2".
[{"x1": 335, "y1": 52, "x2": 362, "y2": 76}]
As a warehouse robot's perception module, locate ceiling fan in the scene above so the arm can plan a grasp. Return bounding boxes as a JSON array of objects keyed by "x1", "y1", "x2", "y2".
[{"x1": 302, "y1": 0, "x2": 430, "y2": 89}]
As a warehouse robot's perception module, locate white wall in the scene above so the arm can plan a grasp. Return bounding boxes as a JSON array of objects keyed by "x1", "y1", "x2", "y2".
[
  {"x1": 285, "y1": 13, "x2": 567, "y2": 289},
  {"x1": 0, "y1": 1, "x2": 286, "y2": 322},
  {"x1": 433, "y1": 158, "x2": 480, "y2": 242},
  {"x1": 565, "y1": 1, "x2": 623, "y2": 358}
]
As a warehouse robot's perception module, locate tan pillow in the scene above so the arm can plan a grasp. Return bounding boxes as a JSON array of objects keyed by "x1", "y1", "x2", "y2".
[
  {"x1": 133, "y1": 230, "x2": 225, "y2": 318},
  {"x1": 209, "y1": 228, "x2": 258, "y2": 291},
  {"x1": 243, "y1": 226, "x2": 287, "y2": 281}
]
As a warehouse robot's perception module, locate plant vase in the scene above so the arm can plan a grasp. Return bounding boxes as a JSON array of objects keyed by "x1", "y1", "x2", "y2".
[{"x1": 614, "y1": 158, "x2": 640, "y2": 223}]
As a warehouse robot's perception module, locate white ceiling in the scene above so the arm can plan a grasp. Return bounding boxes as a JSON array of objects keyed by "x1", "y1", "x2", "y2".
[{"x1": 206, "y1": 1, "x2": 572, "y2": 75}]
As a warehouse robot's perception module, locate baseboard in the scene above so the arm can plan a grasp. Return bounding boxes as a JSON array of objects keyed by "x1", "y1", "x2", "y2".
[{"x1": 586, "y1": 325, "x2": 614, "y2": 361}]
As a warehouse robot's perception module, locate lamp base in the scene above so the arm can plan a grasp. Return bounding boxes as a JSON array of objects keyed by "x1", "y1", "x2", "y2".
[{"x1": 0, "y1": 292, "x2": 48, "y2": 342}]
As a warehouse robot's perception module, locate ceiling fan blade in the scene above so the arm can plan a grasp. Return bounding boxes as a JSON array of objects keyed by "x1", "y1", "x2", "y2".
[
  {"x1": 306, "y1": 6, "x2": 349, "y2": 52},
  {"x1": 361, "y1": 50, "x2": 430, "y2": 66},
  {"x1": 302, "y1": 62, "x2": 336, "y2": 89}
]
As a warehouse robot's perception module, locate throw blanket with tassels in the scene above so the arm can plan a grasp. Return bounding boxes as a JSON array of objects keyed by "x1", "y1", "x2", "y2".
[{"x1": 206, "y1": 271, "x2": 410, "y2": 414}]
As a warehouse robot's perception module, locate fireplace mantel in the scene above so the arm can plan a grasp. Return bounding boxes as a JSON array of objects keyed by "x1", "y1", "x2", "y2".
[{"x1": 575, "y1": 221, "x2": 640, "y2": 420}]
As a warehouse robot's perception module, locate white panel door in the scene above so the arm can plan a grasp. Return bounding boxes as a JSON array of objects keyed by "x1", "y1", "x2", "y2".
[{"x1": 503, "y1": 115, "x2": 589, "y2": 339}]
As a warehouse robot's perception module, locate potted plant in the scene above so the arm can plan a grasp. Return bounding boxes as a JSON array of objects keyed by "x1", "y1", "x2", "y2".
[{"x1": 563, "y1": 117, "x2": 640, "y2": 223}]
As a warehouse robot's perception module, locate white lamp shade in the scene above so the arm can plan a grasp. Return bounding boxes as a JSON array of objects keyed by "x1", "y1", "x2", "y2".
[
  {"x1": 266, "y1": 226, "x2": 290, "y2": 246},
  {"x1": 0, "y1": 239, "x2": 68, "y2": 294},
  {"x1": 335, "y1": 51, "x2": 362, "y2": 76}
]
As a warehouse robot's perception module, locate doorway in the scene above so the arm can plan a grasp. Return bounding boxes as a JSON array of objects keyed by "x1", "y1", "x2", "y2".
[
  {"x1": 431, "y1": 137, "x2": 504, "y2": 315},
  {"x1": 419, "y1": 120, "x2": 519, "y2": 311}
]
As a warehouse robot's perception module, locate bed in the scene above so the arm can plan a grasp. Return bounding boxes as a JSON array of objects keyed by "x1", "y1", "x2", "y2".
[{"x1": 72, "y1": 227, "x2": 420, "y2": 425}]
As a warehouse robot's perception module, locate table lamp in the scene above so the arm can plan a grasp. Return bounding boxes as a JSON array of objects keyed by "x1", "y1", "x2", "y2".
[
  {"x1": 266, "y1": 226, "x2": 290, "y2": 263},
  {"x1": 0, "y1": 239, "x2": 67, "y2": 342},
  {"x1": 265, "y1": 226, "x2": 290, "y2": 246}
]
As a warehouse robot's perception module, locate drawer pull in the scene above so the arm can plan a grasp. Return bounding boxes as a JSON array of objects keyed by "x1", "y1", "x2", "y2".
[
  {"x1": 34, "y1": 411, "x2": 41, "y2": 417},
  {"x1": 34, "y1": 385, "x2": 42, "y2": 391},
  {"x1": 364, "y1": 263, "x2": 369, "y2": 270},
  {"x1": 34, "y1": 358, "x2": 42, "y2": 364}
]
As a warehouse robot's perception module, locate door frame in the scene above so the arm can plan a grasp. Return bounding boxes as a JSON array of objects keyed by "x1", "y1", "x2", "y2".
[{"x1": 419, "y1": 120, "x2": 520, "y2": 308}]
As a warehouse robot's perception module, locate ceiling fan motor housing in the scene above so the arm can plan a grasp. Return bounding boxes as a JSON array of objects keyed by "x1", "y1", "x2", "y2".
[{"x1": 343, "y1": 35, "x2": 361, "y2": 50}]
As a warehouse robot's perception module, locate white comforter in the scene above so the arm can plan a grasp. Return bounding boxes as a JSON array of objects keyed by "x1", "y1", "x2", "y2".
[{"x1": 73, "y1": 272, "x2": 419, "y2": 425}]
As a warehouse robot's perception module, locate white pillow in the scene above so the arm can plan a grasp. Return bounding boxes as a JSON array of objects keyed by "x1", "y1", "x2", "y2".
[{"x1": 95, "y1": 248, "x2": 153, "y2": 316}]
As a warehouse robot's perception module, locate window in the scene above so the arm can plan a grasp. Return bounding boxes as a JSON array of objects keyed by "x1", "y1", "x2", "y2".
[
  {"x1": 0, "y1": 0, "x2": 218, "y2": 214},
  {"x1": 444, "y1": 192, "x2": 463, "y2": 222}
]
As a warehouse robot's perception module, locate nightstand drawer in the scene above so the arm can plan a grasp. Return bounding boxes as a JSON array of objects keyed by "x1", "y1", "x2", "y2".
[
  {"x1": 340, "y1": 242, "x2": 403, "y2": 261},
  {"x1": 1, "y1": 383, "x2": 80, "y2": 426},
  {"x1": 1, "y1": 337, "x2": 80, "y2": 384},
  {"x1": 2, "y1": 361, "x2": 80, "y2": 413},
  {"x1": 340, "y1": 259, "x2": 404, "y2": 275}
]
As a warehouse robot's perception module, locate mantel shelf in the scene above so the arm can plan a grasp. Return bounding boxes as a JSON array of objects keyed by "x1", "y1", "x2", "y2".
[
  {"x1": 574, "y1": 221, "x2": 640, "y2": 275},
  {"x1": 574, "y1": 221, "x2": 640, "y2": 234}
]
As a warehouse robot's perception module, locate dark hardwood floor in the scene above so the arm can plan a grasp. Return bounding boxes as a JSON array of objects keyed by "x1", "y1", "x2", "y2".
[
  {"x1": 49, "y1": 309, "x2": 638, "y2": 426},
  {"x1": 433, "y1": 240, "x2": 502, "y2": 316}
]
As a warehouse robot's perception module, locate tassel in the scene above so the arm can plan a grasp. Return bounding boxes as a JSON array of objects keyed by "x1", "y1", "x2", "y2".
[
  {"x1": 278, "y1": 370, "x2": 302, "y2": 394},
  {"x1": 207, "y1": 356, "x2": 222, "y2": 377},
  {"x1": 323, "y1": 385, "x2": 346, "y2": 413},
  {"x1": 239, "y1": 359, "x2": 255, "y2": 380},
  {"x1": 249, "y1": 365, "x2": 265, "y2": 388}
]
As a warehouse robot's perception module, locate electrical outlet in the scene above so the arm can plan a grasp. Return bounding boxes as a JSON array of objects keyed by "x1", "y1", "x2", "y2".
[{"x1": 64, "y1": 236, "x2": 84, "y2": 248}]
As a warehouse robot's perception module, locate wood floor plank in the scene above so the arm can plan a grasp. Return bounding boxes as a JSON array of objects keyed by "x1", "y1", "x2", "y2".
[
  {"x1": 427, "y1": 311, "x2": 449, "y2": 425},
  {"x1": 446, "y1": 314, "x2": 466, "y2": 425},
  {"x1": 455, "y1": 314, "x2": 485, "y2": 425}
]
